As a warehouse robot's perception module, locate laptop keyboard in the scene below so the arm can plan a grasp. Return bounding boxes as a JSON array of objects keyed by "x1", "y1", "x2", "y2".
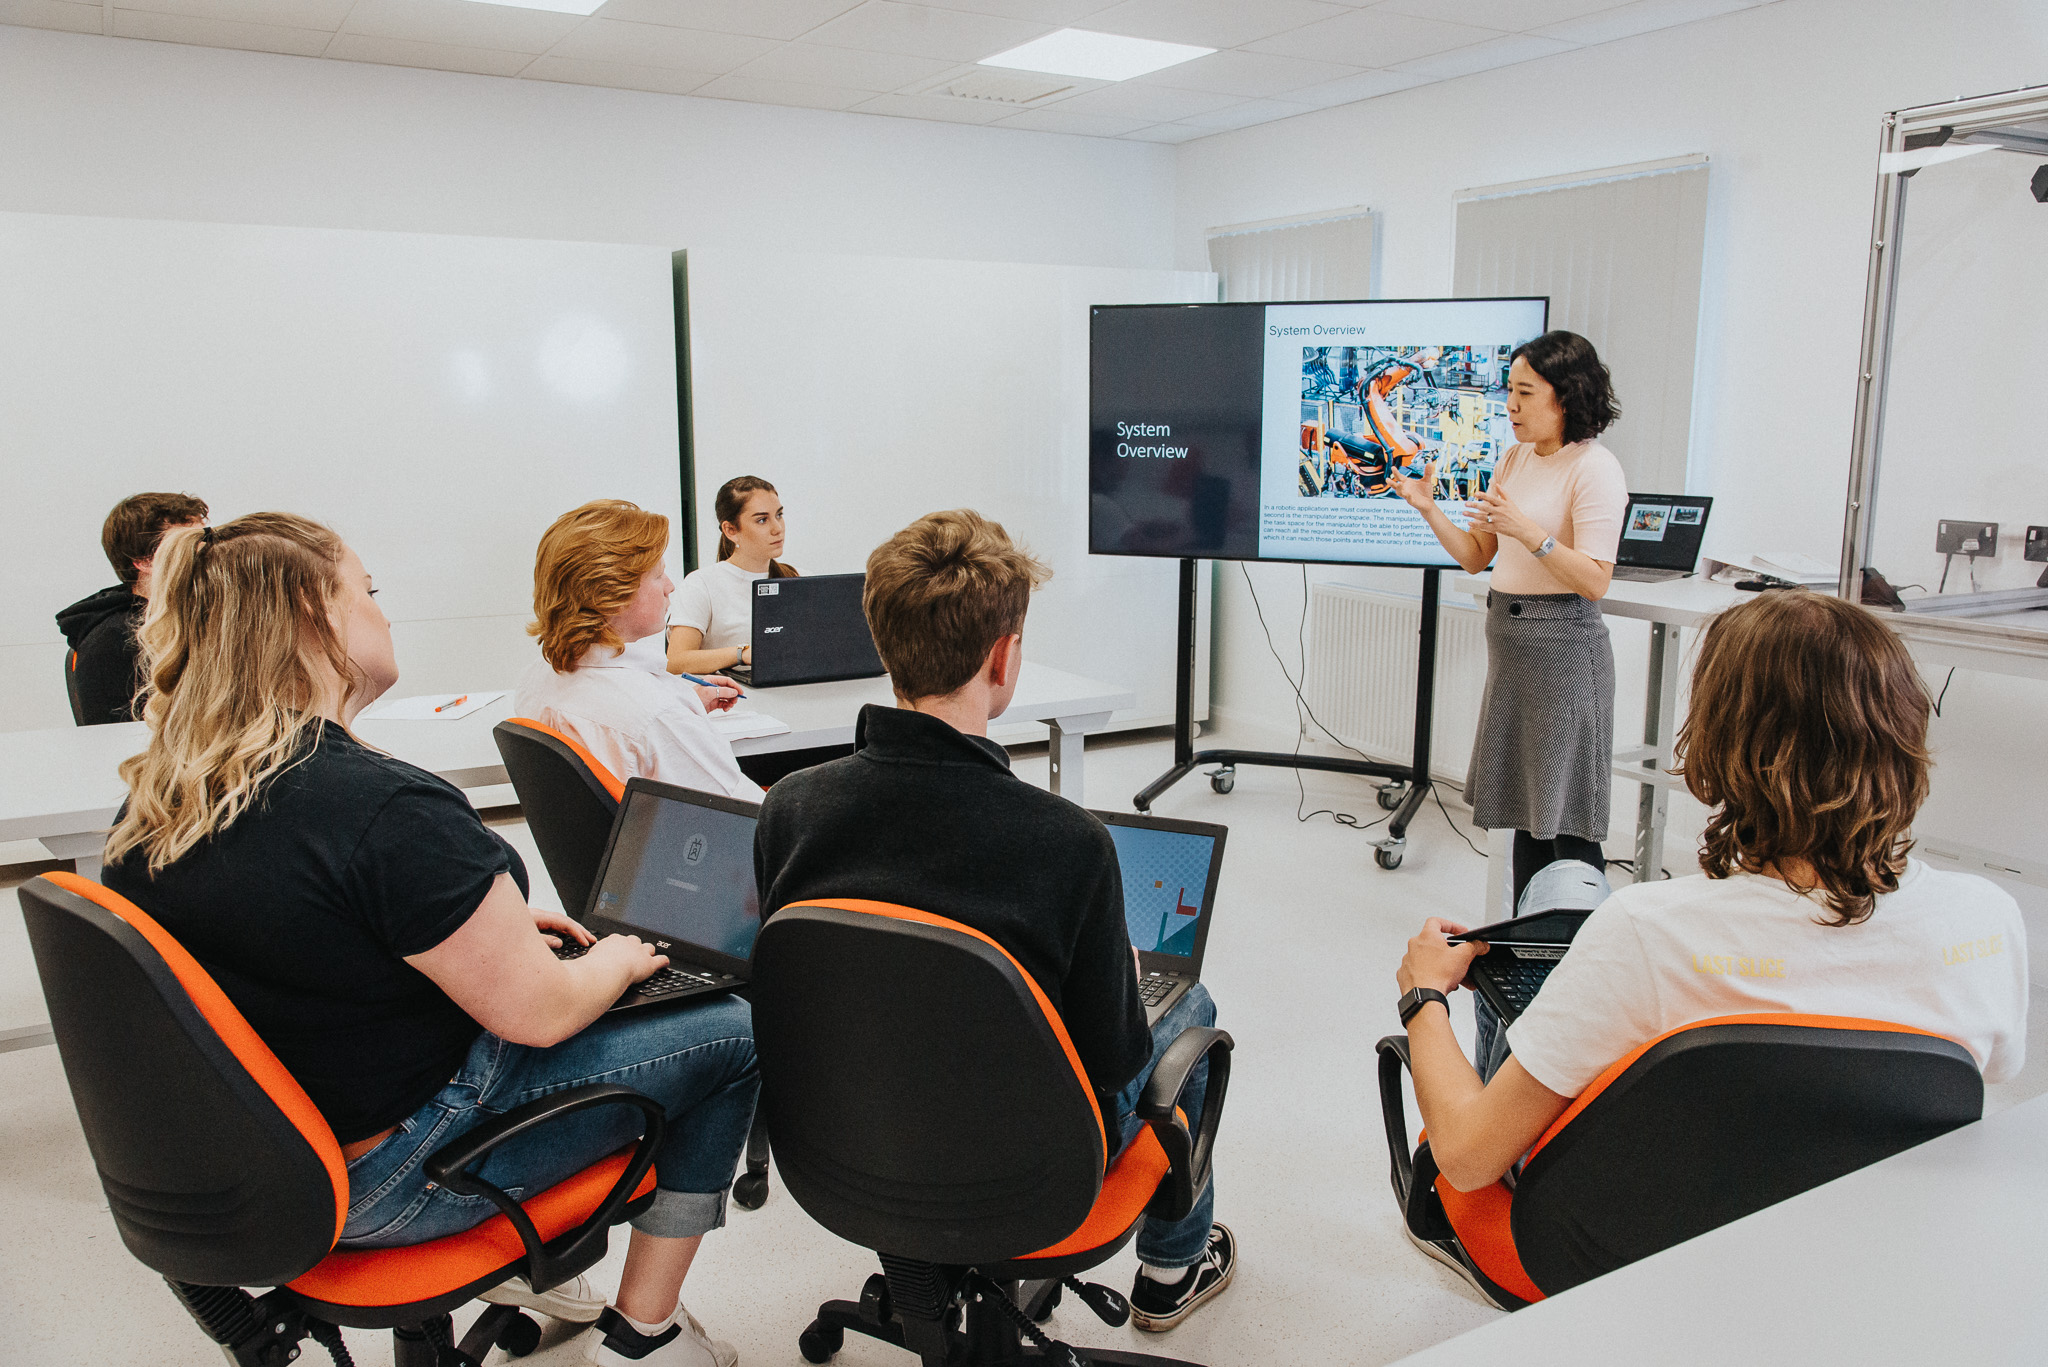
[
  {"x1": 1486, "y1": 959, "x2": 1554, "y2": 1014},
  {"x1": 1139, "y1": 972, "x2": 1178, "y2": 1007},
  {"x1": 554, "y1": 941, "x2": 733, "y2": 998}
]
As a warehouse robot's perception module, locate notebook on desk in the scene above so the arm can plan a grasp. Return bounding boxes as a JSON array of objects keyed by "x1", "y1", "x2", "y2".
[{"x1": 1094, "y1": 809, "x2": 1228, "y2": 1025}]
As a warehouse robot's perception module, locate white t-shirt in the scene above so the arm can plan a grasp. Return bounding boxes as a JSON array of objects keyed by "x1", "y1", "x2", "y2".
[
  {"x1": 514, "y1": 638, "x2": 759, "y2": 801},
  {"x1": 670, "y1": 560, "x2": 768, "y2": 653},
  {"x1": 1507, "y1": 860, "x2": 2028, "y2": 1095}
]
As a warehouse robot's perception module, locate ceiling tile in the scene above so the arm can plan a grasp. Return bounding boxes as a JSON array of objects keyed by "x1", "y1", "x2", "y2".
[
  {"x1": 732, "y1": 40, "x2": 956, "y2": 90},
  {"x1": 801, "y1": 2, "x2": 1052, "y2": 62},
  {"x1": 1246, "y1": 7, "x2": 1502, "y2": 65},
  {"x1": 1134, "y1": 48, "x2": 1363, "y2": 98},
  {"x1": 523, "y1": 53, "x2": 719, "y2": 94},
  {"x1": 1042, "y1": 80, "x2": 1241, "y2": 121},
  {"x1": 325, "y1": 32, "x2": 536, "y2": 75},
  {"x1": 691, "y1": 72, "x2": 873, "y2": 108},
  {"x1": 1081, "y1": 0, "x2": 1346, "y2": 50},
  {"x1": 1173, "y1": 96, "x2": 1315, "y2": 131},
  {"x1": 547, "y1": 18, "x2": 779, "y2": 72},
  {"x1": 1372, "y1": 0, "x2": 1623, "y2": 32},
  {"x1": 111, "y1": 7, "x2": 333, "y2": 56},
  {"x1": 1282, "y1": 66, "x2": 1431, "y2": 108},
  {"x1": 920, "y1": 0, "x2": 1113, "y2": 19},
  {"x1": 340, "y1": 0, "x2": 583, "y2": 55},
  {"x1": 1117, "y1": 121, "x2": 1215, "y2": 144},
  {"x1": 0, "y1": 0, "x2": 103, "y2": 36},
  {"x1": 994, "y1": 105, "x2": 1154, "y2": 136},
  {"x1": 1534, "y1": 0, "x2": 1755, "y2": 45},
  {"x1": 118, "y1": 0, "x2": 353, "y2": 28},
  {"x1": 849, "y1": 90, "x2": 1018, "y2": 123},
  {"x1": 1388, "y1": 31, "x2": 1576, "y2": 78},
  {"x1": 592, "y1": 0, "x2": 863, "y2": 41}
]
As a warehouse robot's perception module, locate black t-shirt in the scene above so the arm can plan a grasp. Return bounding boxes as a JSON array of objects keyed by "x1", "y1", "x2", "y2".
[
  {"x1": 755, "y1": 705, "x2": 1152, "y2": 1099},
  {"x1": 102, "y1": 721, "x2": 526, "y2": 1143}
]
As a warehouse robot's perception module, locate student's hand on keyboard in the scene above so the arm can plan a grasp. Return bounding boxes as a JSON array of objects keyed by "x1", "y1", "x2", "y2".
[
  {"x1": 1398, "y1": 916, "x2": 1487, "y2": 997},
  {"x1": 582, "y1": 933, "x2": 670, "y2": 984},
  {"x1": 532, "y1": 908, "x2": 595, "y2": 951}
]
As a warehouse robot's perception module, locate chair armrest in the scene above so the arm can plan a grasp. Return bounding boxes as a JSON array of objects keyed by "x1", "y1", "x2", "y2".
[
  {"x1": 1136, "y1": 1027, "x2": 1234, "y2": 1223},
  {"x1": 1375, "y1": 1035, "x2": 1414, "y2": 1207},
  {"x1": 424, "y1": 1083, "x2": 665, "y2": 1294}
]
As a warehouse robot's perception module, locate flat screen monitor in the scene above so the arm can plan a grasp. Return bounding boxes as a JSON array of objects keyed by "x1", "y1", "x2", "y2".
[{"x1": 1089, "y1": 298, "x2": 1549, "y2": 567}]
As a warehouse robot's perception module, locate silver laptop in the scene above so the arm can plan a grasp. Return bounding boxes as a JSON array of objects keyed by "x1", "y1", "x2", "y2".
[
  {"x1": 1611, "y1": 494, "x2": 1713, "y2": 582},
  {"x1": 1095, "y1": 809, "x2": 1227, "y2": 1025}
]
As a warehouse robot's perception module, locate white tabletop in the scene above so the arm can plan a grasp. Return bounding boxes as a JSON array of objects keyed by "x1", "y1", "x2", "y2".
[
  {"x1": 1393, "y1": 1090, "x2": 2048, "y2": 1366},
  {"x1": 0, "y1": 661, "x2": 1135, "y2": 845},
  {"x1": 1451, "y1": 572, "x2": 1746, "y2": 628}
]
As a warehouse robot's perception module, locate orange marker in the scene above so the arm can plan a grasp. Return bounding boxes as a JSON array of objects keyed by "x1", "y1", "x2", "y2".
[{"x1": 434, "y1": 694, "x2": 469, "y2": 713}]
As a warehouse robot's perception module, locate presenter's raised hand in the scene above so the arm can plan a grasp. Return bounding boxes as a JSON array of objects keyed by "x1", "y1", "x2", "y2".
[
  {"x1": 1467, "y1": 484, "x2": 1541, "y2": 549},
  {"x1": 1388, "y1": 459, "x2": 1438, "y2": 511}
]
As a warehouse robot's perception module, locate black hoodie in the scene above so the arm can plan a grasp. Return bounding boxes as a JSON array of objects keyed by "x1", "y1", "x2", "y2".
[{"x1": 55, "y1": 585, "x2": 144, "y2": 725}]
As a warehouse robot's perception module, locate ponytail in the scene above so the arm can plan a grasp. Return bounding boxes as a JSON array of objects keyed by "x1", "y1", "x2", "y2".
[{"x1": 712, "y1": 475, "x2": 798, "y2": 577}]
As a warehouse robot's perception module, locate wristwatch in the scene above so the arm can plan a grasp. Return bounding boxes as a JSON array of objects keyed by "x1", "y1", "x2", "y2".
[
  {"x1": 1398, "y1": 987, "x2": 1449, "y2": 1027},
  {"x1": 1531, "y1": 535, "x2": 1557, "y2": 559},
  {"x1": 736, "y1": 645, "x2": 748, "y2": 667}
]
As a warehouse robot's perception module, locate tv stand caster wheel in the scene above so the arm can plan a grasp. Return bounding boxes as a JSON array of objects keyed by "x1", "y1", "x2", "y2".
[
  {"x1": 1209, "y1": 767, "x2": 1235, "y2": 795},
  {"x1": 1375, "y1": 841, "x2": 1405, "y2": 870},
  {"x1": 799, "y1": 1322, "x2": 844, "y2": 1363},
  {"x1": 732, "y1": 1170, "x2": 769, "y2": 1210},
  {"x1": 1377, "y1": 783, "x2": 1406, "y2": 811},
  {"x1": 497, "y1": 1311, "x2": 542, "y2": 1358}
]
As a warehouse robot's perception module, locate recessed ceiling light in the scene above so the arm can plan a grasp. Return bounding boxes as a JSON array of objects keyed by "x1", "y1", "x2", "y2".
[
  {"x1": 462, "y1": 0, "x2": 606, "y2": 15},
  {"x1": 979, "y1": 29, "x2": 1215, "y2": 83}
]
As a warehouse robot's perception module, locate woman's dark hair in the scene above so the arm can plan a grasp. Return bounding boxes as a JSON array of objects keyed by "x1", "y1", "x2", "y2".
[
  {"x1": 1674, "y1": 591, "x2": 1931, "y2": 926},
  {"x1": 1509, "y1": 330, "x2": 1619, "y2": 445},
  {"x1": 713, "y1": 476, "x2": 797, "y2": 578}
]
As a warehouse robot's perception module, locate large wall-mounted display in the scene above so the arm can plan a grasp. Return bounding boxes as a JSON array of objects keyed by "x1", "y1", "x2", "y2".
[{"x1": 1089, "y1": 297, "x2": 1547, "y2": 567}]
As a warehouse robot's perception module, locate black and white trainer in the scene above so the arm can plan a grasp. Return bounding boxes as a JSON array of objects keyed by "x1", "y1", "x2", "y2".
[
  {"x1": 587, "y1": 1305, "x2": 737, "y2": 1367},
  {"x1": 1128, "y1": 1223, "x2": 1236, "y2": 1332}
]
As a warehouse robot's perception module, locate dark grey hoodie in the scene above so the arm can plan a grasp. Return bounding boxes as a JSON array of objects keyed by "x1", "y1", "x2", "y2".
[{"x1": 55, "y1": 585, "x2": 143, "y2": 725}]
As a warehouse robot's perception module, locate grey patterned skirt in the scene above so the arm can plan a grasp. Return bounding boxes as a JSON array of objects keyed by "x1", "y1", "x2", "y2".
[{"x1": 1464, "y1": 591, "x2": 1615, "y2": 841}]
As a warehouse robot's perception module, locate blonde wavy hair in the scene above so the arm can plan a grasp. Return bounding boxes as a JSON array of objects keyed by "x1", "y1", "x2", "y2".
[
  {"x1": 106, "y1": 514, "x2": 355, "y2": 875},
  {"x1": 530, "y1": 500, "x2": 670, "y2": 672}
]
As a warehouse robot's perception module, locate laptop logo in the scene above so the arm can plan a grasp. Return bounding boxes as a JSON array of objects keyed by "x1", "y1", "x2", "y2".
[
  {"x1": 683, "y1": 834, "x2": 707, "y2": 866},
  {"x1": 762, "y1": 626, "x2": 783, "y2": 633},
  {"x1": 758, "y1": 583, "x2": 779, "y2": 596}
]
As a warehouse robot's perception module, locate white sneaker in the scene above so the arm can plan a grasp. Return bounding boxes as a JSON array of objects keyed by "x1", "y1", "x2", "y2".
[
  {"x1": 588, "y1": 1305, "x2": 737, "y2": 1367},
  {"x1": 479, "y1": 1273, "x2": 608, "y2": 1323}
]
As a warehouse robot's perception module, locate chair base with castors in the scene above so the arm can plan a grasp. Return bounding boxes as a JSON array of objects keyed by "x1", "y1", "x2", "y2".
[{"x1": 732, "y1": 1112, "x2": 772, "y2": 1210}]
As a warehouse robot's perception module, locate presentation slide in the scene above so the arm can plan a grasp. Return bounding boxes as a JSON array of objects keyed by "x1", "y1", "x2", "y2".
[{"x1": 1090, "y1": 298, "x2": 1547, "y2": 566}]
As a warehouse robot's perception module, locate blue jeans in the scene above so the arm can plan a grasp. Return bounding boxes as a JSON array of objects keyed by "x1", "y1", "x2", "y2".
[
  {"x1": 1109, "y1": 983, "x2": 1218, "y2": 1269},
  {"x1": 341, "y1": 995, "x2": 759, "y2": 1247}
]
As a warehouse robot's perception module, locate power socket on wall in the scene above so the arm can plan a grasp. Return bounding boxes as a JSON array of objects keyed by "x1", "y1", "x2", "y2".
[
  {"x1": 2026, "y1": 526, "x2": 2048, "y2": 564},
  {"x1": 1935, "y1": 520, "x2": 1998, "y2": 557}
]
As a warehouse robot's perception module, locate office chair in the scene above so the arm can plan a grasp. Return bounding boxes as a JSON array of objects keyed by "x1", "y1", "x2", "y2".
[
  {"x1": 1376, "y1": 1013, "x2": 1984, "y2": 1306},
  {"x1": 20, "y1": 870, "x2": 662, "y2": 1366},
  {"x1": 64, "y1": 648, "x2": 87, "y2": 725},
  {"x1": 752, "y1": 899, "x2": 1235, "y2": 1367},
  {"x1": 493, "y1": 716, "x2": 771, "y2": 1210}
]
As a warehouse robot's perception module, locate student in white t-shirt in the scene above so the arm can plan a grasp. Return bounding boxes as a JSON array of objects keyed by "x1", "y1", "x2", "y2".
[
  {"x1": 1394, "y1": 589, "x2": 2026, "y2": 1195},
  {"x1": 665, "y1": 476, "x2": 799, "y2": 677},
  {"x1": 516, "y1": 500, "x2": 760, "y2": 801}
]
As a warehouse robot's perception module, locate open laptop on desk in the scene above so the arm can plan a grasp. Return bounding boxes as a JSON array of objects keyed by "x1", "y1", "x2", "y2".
[
  {"x1": 1610, "y1": 494, "x2": 1713, "y2": 582},
  {"x1": 1094, "y1": 809, "x2": 1227, "y2": 1025},
  {"x1": 562, "y1": 777, "x2": 762, "y2": 1012},
  {"x1": 724, "y1": 572, "x2": 886, "y2": 689}
]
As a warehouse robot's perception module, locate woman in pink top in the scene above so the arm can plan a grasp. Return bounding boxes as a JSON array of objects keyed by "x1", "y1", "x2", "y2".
[{"x1": 1390, "y1": 331, "x2": 1628, "y2": 906}]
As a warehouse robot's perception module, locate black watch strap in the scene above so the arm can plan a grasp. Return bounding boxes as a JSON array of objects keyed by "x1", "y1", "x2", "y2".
[{"x1": 1398, "y1": 987, "x2": 1449, "y2": 1027}]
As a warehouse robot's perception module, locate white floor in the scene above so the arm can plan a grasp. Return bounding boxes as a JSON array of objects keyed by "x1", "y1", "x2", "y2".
[{"x1": 4, "y1": 724, "x2": 2044, "y2": 1367}]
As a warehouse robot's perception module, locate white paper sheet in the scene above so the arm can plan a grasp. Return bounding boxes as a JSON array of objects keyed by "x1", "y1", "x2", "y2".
[{"x1": 707, "y1": 709, "x2": 791, "y2": 741}]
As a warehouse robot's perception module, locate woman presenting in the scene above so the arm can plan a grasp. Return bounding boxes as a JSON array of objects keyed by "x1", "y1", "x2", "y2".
[
  {"x1": 1389, "y1": 330, "x2": 1627, "y2": 906},
  {"x1": 666, "y1": 476, "x2": 798, "y2": 676}
]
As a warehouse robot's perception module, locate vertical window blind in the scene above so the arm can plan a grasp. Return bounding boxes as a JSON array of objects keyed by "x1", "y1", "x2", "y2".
[
  {"x1": 1453, "y1": 159, "x2": 1709, "y2": 494},
  {"x1": 1207, "y1": 210, "x2": 1376, "y2": 303}
]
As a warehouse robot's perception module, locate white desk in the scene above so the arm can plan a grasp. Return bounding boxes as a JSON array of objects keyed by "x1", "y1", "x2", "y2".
[
  {"x1": 1393, "y1": 1090, "x2": 2048, "y2": 1366},
  {"x1": 0, "y1": 662, "x2": 1135, "y2": 880}
]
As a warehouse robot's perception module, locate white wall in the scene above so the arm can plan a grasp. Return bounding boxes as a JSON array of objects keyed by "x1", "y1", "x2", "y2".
[
  {"x1": 1171, "y1": 0, "x2": 2048, "y2": 949},
  {"x1": 0, "y1": 24, "x2": 1173, "y2": 269}
]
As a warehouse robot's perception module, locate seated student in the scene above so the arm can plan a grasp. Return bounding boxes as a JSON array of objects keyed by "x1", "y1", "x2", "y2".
[
  {"x1": 102, "y1": 514, "x2": 758, "y2": 1367},
  {"x1": 516, "y1": 500, "x2": 759, "y2": 800},
  {"x1": 1395, "y1": 591, "x2": 2026, "y2": 1253},
  {"x1": 754, "y1": 510, "x2": 1238, "y2": 1332},
  {"x1": 666, "y1": 476, "x2": 797, "y2": 677},
  {"x1": 57, "y1": 491, "x2": 208, "y2": 724}
]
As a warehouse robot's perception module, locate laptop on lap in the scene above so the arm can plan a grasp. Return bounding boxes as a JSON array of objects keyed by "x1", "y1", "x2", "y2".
[
  {"x1": 1610, "y1": 494, "x2": 1713, "y2": 582},
  {"x1": 559, "y1": 777, "x2": 763, "y2": 1012},
  {"x1": 1094, "y1": 810, "x2": 1228, "y2": 1025}
]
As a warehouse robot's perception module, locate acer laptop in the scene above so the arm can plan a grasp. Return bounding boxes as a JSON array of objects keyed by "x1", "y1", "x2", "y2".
[
  {"x1": 727, "y1": 572, "x2": 886, "y2": 688},
  {"x1": 558, "y1": 777, "x2": 762, "y2": 1012},
  {"x1": 1611, "y1": 494, "x2": 1713, "y2": 582},
  {"x1": 1094, "y1": 809, "x2": 1228, "y2": 1025}
]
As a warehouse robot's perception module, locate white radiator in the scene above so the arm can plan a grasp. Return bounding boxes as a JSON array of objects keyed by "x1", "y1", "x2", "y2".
[{"x1": 1303, "y1": 583, "x2": 1488, "y2": 784}]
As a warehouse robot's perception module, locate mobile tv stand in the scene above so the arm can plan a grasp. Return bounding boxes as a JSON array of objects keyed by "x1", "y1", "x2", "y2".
[{"x1": 1132, "y1": 558, "x2": 1441, "y2": 871}]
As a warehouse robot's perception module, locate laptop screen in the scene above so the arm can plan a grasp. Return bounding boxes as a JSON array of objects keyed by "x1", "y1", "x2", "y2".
[
  {"x1": 1617, "y1": 494, "x2": 1712, "y2": 570},
  {"x1": 588, "y1": 781, "x2": 762, "y2": 969},
  {"x1": 1101, "y1": 818, "x2": 1221, "y2": 962}
]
